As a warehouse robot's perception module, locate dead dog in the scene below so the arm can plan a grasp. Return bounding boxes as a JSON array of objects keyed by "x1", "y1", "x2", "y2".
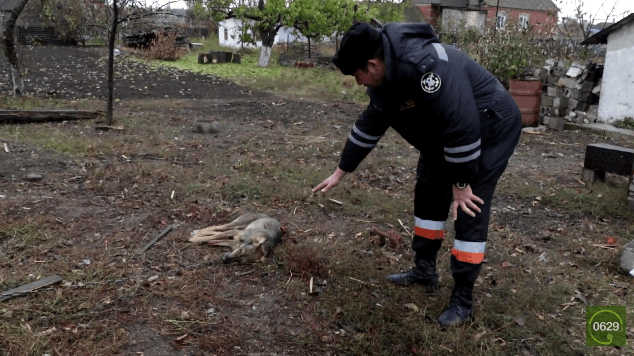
[{"x1": 190, "y1": 213, "x2": 286, "y2": 264}]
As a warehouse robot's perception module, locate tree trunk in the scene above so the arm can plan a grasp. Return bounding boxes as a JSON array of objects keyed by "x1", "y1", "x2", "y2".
[
  {"x1": 256, "y1": 26, "x2": 277, "y2": 68},
  {"x1": 257, "y1": 46, "x2": 272, "y2": 67},
  {"x1": 106, "y1": 0, "x2": 119, "y2": 125},
  {"x1": 2, "y1": 0, "x2": 29, "y2": 96}
]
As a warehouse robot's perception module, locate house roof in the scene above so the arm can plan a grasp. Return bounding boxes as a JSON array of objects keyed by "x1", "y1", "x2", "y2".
[
  {"x1": 582, "y1": 12, "x2": 634, "y2": 45},
  {"x1": 0, "y1": 0, "x2": 22, "y2": 11},
  {"x1": 481, "y1": 0, "x2": 557, "y2": 11},
  {"x1": 413, "y1": 0, "x2": 557, "y2": 11}
]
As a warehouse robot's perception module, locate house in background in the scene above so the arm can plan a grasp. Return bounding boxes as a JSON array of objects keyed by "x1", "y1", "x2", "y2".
[
  {"x1": 582, "y1": 13, "x2": 634, "y2": 123},
  {"x1": 218, "y1": 18, "x2": 308, "y2": 49},
  {"x1": 413, "y1": 0, "x2": 557, "y2": 34},
  {"x1": 0, "y1": 0, "x2": 24, "y2": 33}
]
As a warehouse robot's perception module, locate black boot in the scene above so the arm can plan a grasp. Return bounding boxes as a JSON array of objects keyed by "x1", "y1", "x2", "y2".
[
  {"x1": 386, "y1": 258, "x2": 438, "y2": 289},
  {"x1": 437, "y1": 284, "x2": 474, "y2": 326}
]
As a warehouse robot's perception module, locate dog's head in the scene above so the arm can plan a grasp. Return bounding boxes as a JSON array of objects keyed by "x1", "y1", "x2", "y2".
[{"x1": 222, "y1": 227, "x2": 286, "y2": 264}]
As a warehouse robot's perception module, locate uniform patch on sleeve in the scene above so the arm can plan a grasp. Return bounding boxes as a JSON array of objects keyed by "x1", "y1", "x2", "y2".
[{"x1": 421, "y1": 72, "x2": 441, "y2": 93}]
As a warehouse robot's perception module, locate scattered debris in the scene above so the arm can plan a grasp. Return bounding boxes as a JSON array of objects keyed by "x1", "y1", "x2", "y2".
[
  {"x1": 404, "y1": 303, "x2": 419, "y2": 312},
  {"x1": 3, "y1": 143, "x2": 8, "y2": 153},
  {"x1": 138, "y1": 223, "x2": 179, "y2": 254},
  {"x1": 573, "y1": 293, "x2": 588, "y2": 305},
  {"x1": 369, "y1": 225, "x2": 402, "y2": 248},
  {"x1": 0, "y1": 110, "x2": 102, "y2": 123},
  {"x1": 1, "y1": 275, "x2": 63, "y2": 302},
  {"x1": 194, "y1": 120, "x2": 220, "y2": 134},
  {"x1": 347, "y1": 276, "x2": 375, "y2": 286},
  {"x1": 620, "y1": 240, "x2": 634, "y2": 276},
  {"x1": 328, "y1": 198, "x2": 343, "y2": 206},
  {"x1": 95, "y1": 125, "x2": 124, "y2": 131},
  {"x1": 24, "y1": 173, "x2": 43, "y2": 182}
]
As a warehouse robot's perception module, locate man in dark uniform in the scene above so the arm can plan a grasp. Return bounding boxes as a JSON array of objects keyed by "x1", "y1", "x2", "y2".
[{"x1": 312, "y1": 22, "x2": 522, "y2": 326}]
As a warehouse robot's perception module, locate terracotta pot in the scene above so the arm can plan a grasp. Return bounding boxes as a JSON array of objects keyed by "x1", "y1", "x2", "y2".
[{"x1": 509, "y1": 79, "x2": 542, "y2": 127}]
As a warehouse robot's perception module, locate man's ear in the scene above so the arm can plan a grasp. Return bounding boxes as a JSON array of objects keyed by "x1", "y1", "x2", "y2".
[{"x1": 367, "y1": 59, "x2": 380, "y2": 70}]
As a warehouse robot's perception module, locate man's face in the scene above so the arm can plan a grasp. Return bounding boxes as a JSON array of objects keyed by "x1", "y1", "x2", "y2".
[{"x1": 353, "y1": 59, "x2": 386, "y2": 88}]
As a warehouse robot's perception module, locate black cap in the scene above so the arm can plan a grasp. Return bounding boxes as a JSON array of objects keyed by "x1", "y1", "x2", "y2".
[{"x1": 332, "y1": 23, "x2": 382, "y2": 75}]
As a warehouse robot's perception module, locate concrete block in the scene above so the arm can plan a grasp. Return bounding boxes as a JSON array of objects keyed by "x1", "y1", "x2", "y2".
[
  {"x1": 546, "y1": 76, "x2": 559, "y2": 85},
  {"x1": 541, "y1": 96, "x2": 554, "y2": 107},
  {"x1": 547, "y1": 117, "x2": 565, "y2": 130},
  {"x1": 547, "y1": 86, "x2": 565, "y2": 97},
  {"x1": 575, "y1": 111, "x2": 587, "y2": 122},
  {"x1": 553, "y1": 108, "x2": 568, "y2": 117},
  {"x1": 564, "y1": 78, "x2": 577, "y2": 88},
  {"x1": 577, "y1": 81, "x2": 594, "y2": 92},
  {"x1": 569, "y1": 98, "x2": 578, "y2": 108},
  {"x1": 540, "y1": 106, "x2": 553, "y2": 116},
  {"x1": 553, "y1": 97, "x2": 568, "y2": 108},
  {"x1": 575, "y1": 102, "x2": 590, "y2": 112},
  {"x1": 568, "y1": 88, "x2": 580, "y2": 98},
  {"x1": 588, "y1": 105, "x2": 599, "y2": 116},
  {"x1": 582, "y1": 167, "x2": 605, "y2": 182},
  {"x1": 542, "y1": 116, "x2": 551, "y2": 125},
  {"x1": 534, "y1": 68, "x2": 548, "y2": 78},
  {"x1": 566, "y1": 67, "x2": 583, "y2": 77},
  {"x1": 586, "y1": 112, "x2": 597, "y2": 123},
  {"x1": 580, "y1": 69, "x2": 596, "y2": 82},
  {"x1": 571, "y1": 60, "x2": 587, "y2": 69},
  {"x1": 556, "y1": 78, "x2": 567, "y2": 87},
  {"x1": 578, "y1": 91, "x2": 590, "y2": 103},
  {"x1": 552, "y1": 67, "x2": 568, "y2": 77},
  {"x1": 545, "y1": 58, "x2": 558, "y2": 67},
  {"x1": 629, "y1": 197, "x2": 634, "y2": 211}
]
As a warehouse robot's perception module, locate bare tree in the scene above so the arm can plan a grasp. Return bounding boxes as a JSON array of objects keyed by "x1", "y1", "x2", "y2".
[
  {"x1": 83, "y1": 0, "x2": 181, "y2": 125},
  {"x1": 559, "y1": 0, "x2": 622, "y2": 51},
  {"x1": 2, "y1": 0, "x2": 29, "y2": 96}
]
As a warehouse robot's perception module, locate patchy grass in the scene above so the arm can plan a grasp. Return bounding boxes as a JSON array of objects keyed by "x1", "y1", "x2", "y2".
[
  {"x1": 614, "y1": 117, "x2": 634, "y2": 130},
  {"x1": 144, "y1": 38, "x2": 368, "y2": 103}
]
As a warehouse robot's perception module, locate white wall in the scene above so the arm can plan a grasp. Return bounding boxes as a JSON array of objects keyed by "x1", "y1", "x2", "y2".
[{"x1": 598, "y1": 20, "x2": 634, "y2": 123}]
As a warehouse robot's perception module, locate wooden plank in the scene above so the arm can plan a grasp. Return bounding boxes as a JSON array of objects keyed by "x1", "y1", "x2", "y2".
[
  {"x1": 0, "y1": 110, "x2": 103, "y2": 124},
  {"x1": 1, "y1": 275, "x2": 62, "y2": 302},
  {"x1": 139, "y1": 224, "x2": 179, "y2": 254}
]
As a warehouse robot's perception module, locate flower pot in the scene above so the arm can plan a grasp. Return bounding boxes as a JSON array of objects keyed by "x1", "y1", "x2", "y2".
[{"x1": 509, "y1": 79, "x2": 542, "y2": 127}]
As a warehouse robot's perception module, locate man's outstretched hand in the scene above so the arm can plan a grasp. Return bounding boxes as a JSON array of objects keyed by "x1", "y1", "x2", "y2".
[
  {"x1": 312, "y1": 168, "x2": 348, "y2": 194},
  {"x1": 451, "y1": 184, "x2": 484, "y2": 220}
]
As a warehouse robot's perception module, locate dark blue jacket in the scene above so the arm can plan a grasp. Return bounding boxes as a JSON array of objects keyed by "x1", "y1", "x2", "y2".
[{"x1": 338, "y1": 23, "x2": 521, "y2": 184}]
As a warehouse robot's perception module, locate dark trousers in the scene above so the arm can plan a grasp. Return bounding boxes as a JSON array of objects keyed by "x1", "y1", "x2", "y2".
[{"x1": 412, "y1": 105, "x2": 521, "y2": 287}]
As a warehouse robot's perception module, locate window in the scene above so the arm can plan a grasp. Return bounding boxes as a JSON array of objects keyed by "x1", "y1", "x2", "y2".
[
  {"x1": 224, "y1": 28, "x2": 228, "y2": 41},
  {"x1": 519, "y1": 14, "x2": 530, "y2": 29},
  {"x1": 496, "y1": 12, "x2": 507, "y2": 30}
]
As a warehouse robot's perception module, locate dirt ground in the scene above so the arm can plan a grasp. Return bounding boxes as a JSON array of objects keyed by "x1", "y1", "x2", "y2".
[{"x1": 1, "y1": 46, "x2": 634, "y2": 356}]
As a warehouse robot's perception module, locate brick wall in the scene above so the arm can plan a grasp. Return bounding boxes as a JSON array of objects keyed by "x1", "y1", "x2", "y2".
[{"x1": 416, "y1": 5, "x2": 440, "y2": 27}]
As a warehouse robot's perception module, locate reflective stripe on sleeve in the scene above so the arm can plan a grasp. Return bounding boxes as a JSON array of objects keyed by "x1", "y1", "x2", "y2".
[
  {"x1": 451, "y1": 239, "x2": 486, "y2": 264},
  {"x1": 352, "y1": 124, "x2": 382, "y2": 141},
  {"x1": 444, "y1": 139, "x2": 481, "y2": 153},
  {"x1": 445, "y1": 150, "x2": 481, "y2": 163},
  {"x1": 432, "y1": 43, "x2": 448, "y2": 61},
  {"x1": 348, "y1": 134, "x2": 377, "y2": 148},
  {"x1": 414, "y1": 217, "x2": 445, "y2": 240}
]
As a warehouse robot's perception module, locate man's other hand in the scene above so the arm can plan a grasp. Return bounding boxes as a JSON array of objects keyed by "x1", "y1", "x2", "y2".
[
  {"x1": 451, "y1": 184, "x2": 484, "y2": 220},
  {"x1": 312, "y1": 168, "x2": 348, "y2": 194}
]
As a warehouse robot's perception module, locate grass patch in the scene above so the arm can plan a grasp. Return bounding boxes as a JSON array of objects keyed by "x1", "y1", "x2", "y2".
[
  {"x1": 142, "y1": 37, "x2": 368, "y2": 103},
  {"x1": 613, "y1": 117, "x2": 634, "y2": 130}
]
